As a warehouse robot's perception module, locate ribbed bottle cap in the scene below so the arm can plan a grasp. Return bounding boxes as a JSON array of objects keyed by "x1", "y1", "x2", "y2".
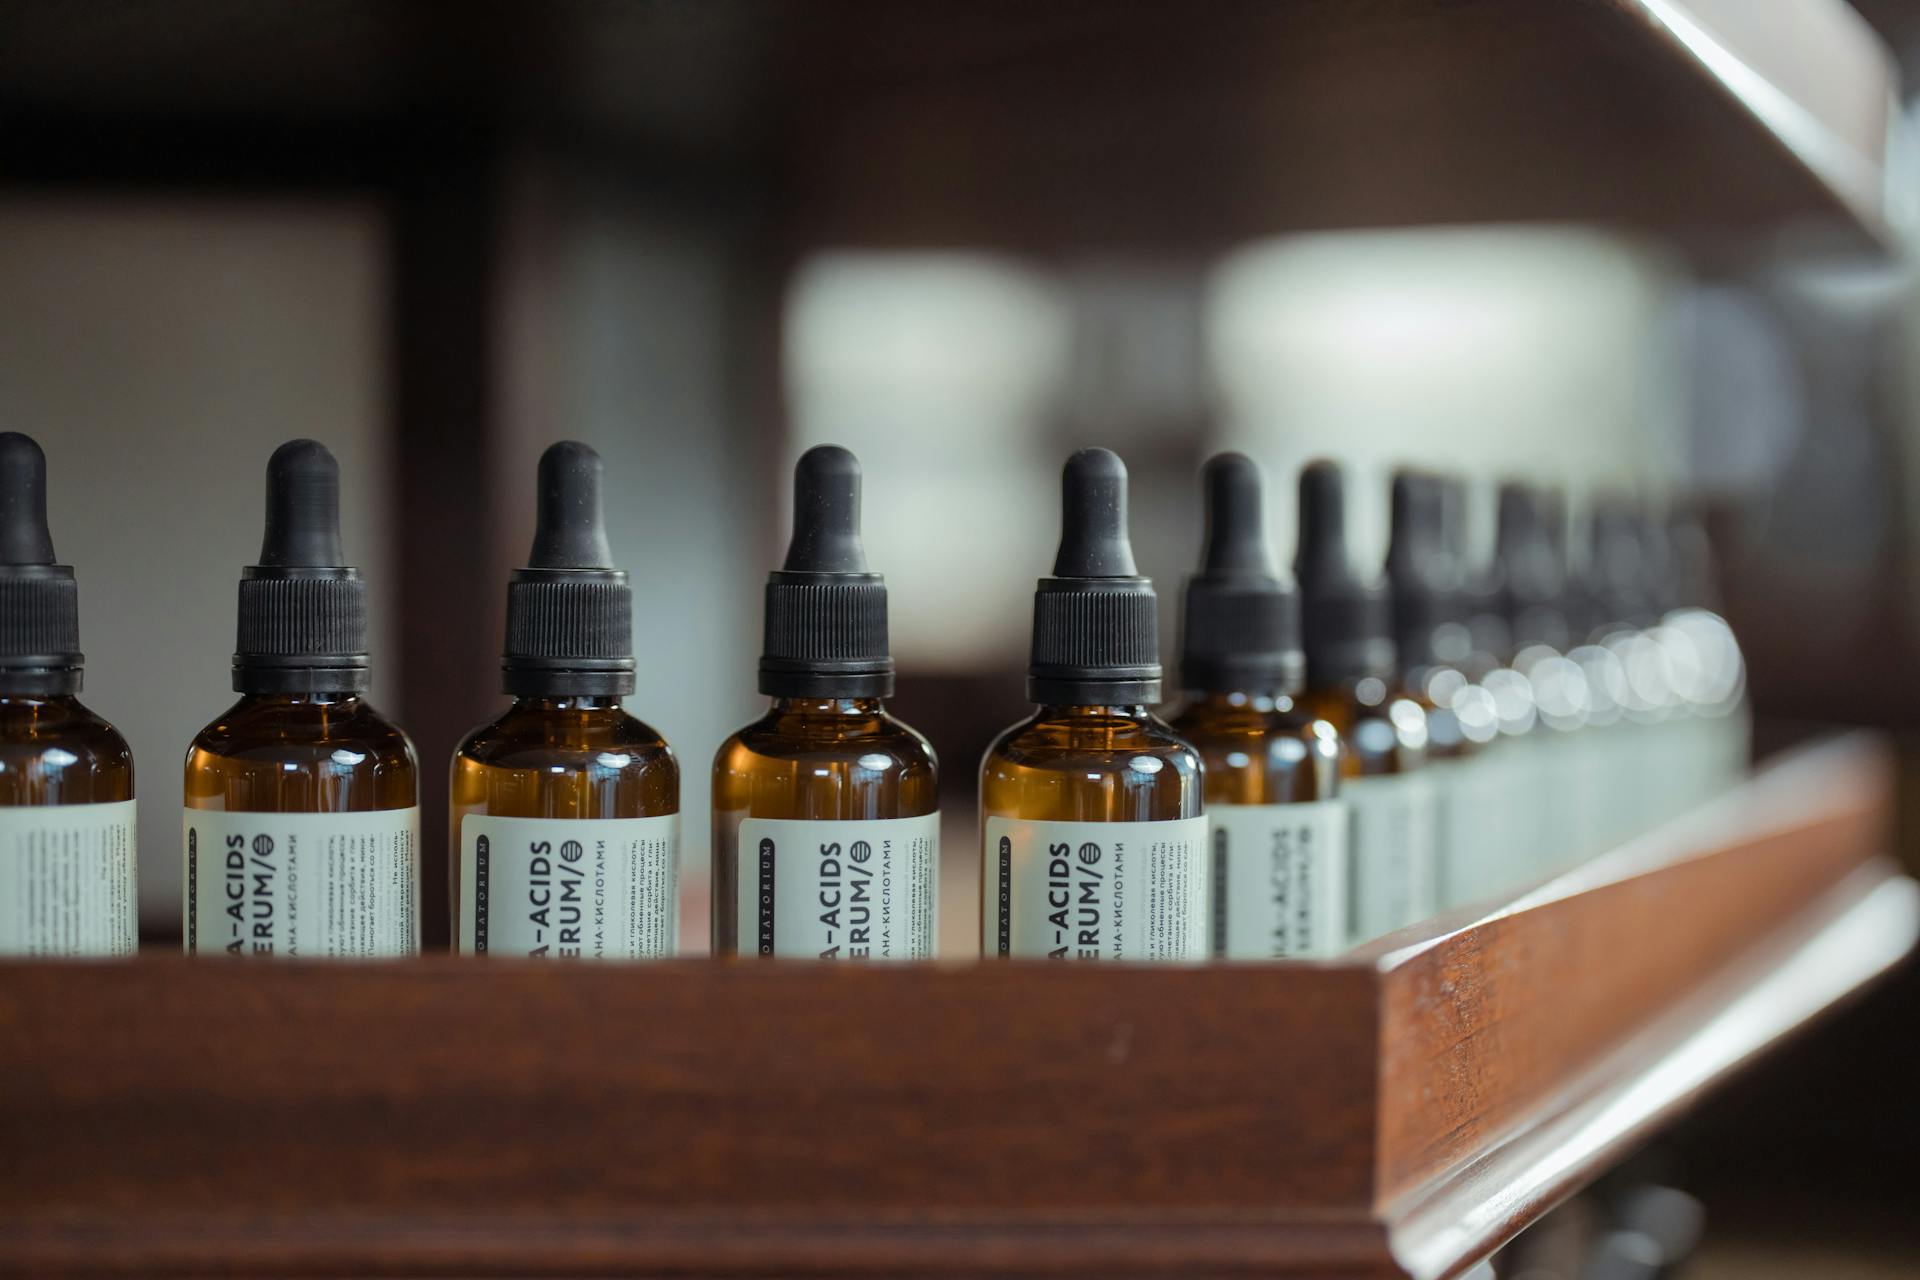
[
  {"x1": 1029, "y1": 448, "x2": 1160, "y2": 704},
  {"x1": 1386, "y1": 470, "x2": 1466, "y2": 673},
  {"x1": 1294, "y1": 460, "x2": 1395, "y2": 686},
  {"x1": 233, "y1": 440, "x2": 369, "y2": 694},
  {"x1": 0, "y1": 432, "x2": 82, "y2": 695},
  {"x1": 1495, "y1": 482, "x2": 1571, "y2": 652},
  {"x1": 1179, "y1": 452, "x2": 1301, "y2": 695},
  {"x1": 503, "y1": 441, "x2": 635, "y2": 697},
  {"x1": 759, "y1": 445, "x2": 892, "y2": 698}
]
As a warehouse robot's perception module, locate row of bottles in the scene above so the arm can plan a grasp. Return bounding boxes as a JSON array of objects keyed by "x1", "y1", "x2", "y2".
[{"x1": 0, "y1": 431, "x2": 1744, "y2": 960}]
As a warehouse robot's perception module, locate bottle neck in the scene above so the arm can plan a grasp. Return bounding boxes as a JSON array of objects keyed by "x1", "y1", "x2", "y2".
[
  {"x1": 769, "y1": 695, "x2": 885, "y2": 717},
  {"x1": 0, "y1": 670, "x2": 81, "y2": 698},
  {"x1": 239, "y1": 690, "x2": 365, "y2": 711},
  {"x1": 1035, "y1": 702, "x2": 1152, "y2": 720},
  {"x1": 1184, "y1": 689, "x2": 1288, "y2": 715},
  {"x1": 510, "y1": 693, "x2": 625, "y2": 716},
  {"x1": 0, "y1": 691, "x2": 81, "y2": 712}
]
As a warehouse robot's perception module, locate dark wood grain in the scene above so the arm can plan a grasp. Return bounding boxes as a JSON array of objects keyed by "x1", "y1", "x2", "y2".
[
  {"x1": 0, "y1": 1, "x2": 1896, "y2": 250},
  {"x1": 1372, "y1": 736, "x2": 1891, "y2": 1204},
  {"x1": 0, "y1": 737, "x2": 1907, "y2": 1278}
]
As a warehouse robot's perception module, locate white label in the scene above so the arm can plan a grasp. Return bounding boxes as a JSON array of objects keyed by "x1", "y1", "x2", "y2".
[
  {"x1": 183, "y1": 806, "x2": 419, "y2": 957},
  {"x1": 984, "y1": 815, "x2": 1209, "y2": 962},
  {"x1": 1344, "y1": 774, "x2": 1439, "y2": 942},
  {"x1": 1432, "y1": 755, "x2": 1512, "y2": 910},
  {"x1": 1208, "y1": 800, "x2": 1348, "y2": 960},
  {"x1": 458, "y1": 813, "x2": 679, "y2": 958},
  {"x1": 0, "y1": 799, "x2": 137, "y2": 957},
  {"x1": 736, "y1": 813, "x2": 938, "y2": 959}
]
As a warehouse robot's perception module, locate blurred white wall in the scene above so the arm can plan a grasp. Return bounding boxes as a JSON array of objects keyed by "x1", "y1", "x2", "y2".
[
  {"x1": 0, "y1": 200, "x2": 392, "y2": 927},
  {"x1": 785, "y1": 227, "x2": 1688, "y2": 674},
  {"x1": 1208, "y1": 226, "x2": 1685, "y2": 573}
]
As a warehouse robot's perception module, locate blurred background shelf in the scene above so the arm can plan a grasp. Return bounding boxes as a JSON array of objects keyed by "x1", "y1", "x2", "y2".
[
  {"x1": 0, "y1": 0, "x2": 1902, "y2": 249},
  {"x1": 4, "y1": 4, "x2": 1919, "y2": 1275},
  {"x1": 0, "y1": 735, "x2": 1907, "y2": 1279}
]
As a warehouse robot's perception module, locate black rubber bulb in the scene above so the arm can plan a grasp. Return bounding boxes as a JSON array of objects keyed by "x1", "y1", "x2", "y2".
[
  {"x1": 257, "y1": 439, "x2": 345, "y2": 568},
  {"x1": 0, "y1": 432, "x2": 56, "y2": 565},
  {"x1": 1386, "y1": 470, "x2": 1421, "y2": 578},
  {"x1": 1054, "y1": 447, "x2": 1137, "y2": 578},
  {"x1": 1496, "y1": 482, "x2": 1542, "y2": 560},
  {"x1": 782, "y1": 444, "x2": 868, "y2": 574},
  {"x1": 1198, "y1": 452, "x2": 1273, "y2": 578},
  {"x1": 1293, "y1": 459, "x2": 1353, "y2": 588},
  {"x1": 527, "y1": 441, "x2": 613, "y2": 569}
]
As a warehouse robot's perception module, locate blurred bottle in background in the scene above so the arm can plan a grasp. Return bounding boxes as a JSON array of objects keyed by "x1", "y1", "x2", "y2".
[{"x1": 1295, "y1": 460, "x2": 1436, "y2": 942}]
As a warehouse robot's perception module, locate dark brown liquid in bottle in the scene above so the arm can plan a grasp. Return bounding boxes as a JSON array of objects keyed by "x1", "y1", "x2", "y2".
[
  {"x1": 451, "y1": 695, "x2": 679, "y2": 953},
  {"x1": 710, "y1": 696, "x2": 937, "y2": 956}
]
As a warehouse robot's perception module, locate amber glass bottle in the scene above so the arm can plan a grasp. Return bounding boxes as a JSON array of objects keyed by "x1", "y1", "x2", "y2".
[
  {"x1": 451, "y1": 443, "x2": 679, "y2": 958},
  {"x1": 0, "y1": 432, "x2": 137, "y2": 956},
  {"x1": 1167, "y1": 453, "x2": 1341, "y2": 959},
  {"x1": 981, "y1": 448, "x2": 1204, "y2": 962},
  {"x1": 712, "y1": 446, "x2": 938, "y2": 960},
  {"x1": 1388, "y1": 470, "x2": 1510, "y2": 910},
  {"x1": 183, "y1": 440, "x2": 419, "y2": 957},
  {"x1": 1294, "y1": 460, "x2": 1435, "y2": 944}
]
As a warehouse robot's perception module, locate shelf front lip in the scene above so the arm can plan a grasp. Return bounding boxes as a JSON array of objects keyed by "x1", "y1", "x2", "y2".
[
  {"x1": 1383, "y1": 862, "x2": 1917, "y2": 1280},
  {"x1": 0, "y1": 735, "x2": 1905, "y2": 1280}
]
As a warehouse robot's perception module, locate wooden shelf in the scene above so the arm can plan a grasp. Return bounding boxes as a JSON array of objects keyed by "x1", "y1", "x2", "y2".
[
  {"x1": 0, "y1": 1, "x2": 1901, "y2": 250},
  {"x1": 0, "y1": 735, "x2": 1908, "y2": 1278}
]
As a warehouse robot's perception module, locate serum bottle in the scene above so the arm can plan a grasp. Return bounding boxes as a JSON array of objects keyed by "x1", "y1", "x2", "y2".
[
  {"x1": 183, "y1": 440, "x2": 419, "y2": 957},
  {"x1": 981, "y1": 448, "x2": 1205, "y2": 962},
  {"x1": 0, "y1": 432, "x2": 136, "y2": 956},
  {"x1": 1293, "y1": 460, "x2": 1436, "y2": 943},
  {"x1": 712, "y1": 445, "x2": 939, "y2": 960},
  {"x1": 1168, "y1": 453, "x2": 1343, "y2": 959},
  {"x1": 1387, "y1": 471, "x2": 1502, "y2": 911},
  {"x1": 451, "y1": 442, "x2": 679, "y2": 958}
]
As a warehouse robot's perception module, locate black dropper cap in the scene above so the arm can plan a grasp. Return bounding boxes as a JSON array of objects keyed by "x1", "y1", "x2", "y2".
[
  {"x1": 1179, "y1": 453, "x2": 1302, "y2": 696},
  {"x1": 1587, "y1": 496, "x2": 1656, "y2": 632},
  {"x1": 233, "y1": 440, "x2": 369, "y2": 694},
  {"x1": 1294, "y1": 460, "x2": 1395, "y2": 686},
  {"x1": 759, "y1": 445, "x2": 892, "y2": 698},
  {"x1": 0, "y1": 432, "x2": 82, "y2": 695},
  {"x1": 1385, "y1": 470, "x2": 1464, "y2": 673},
  {"x1": 503, "y1": 441, "x2": 634, "y2": 697},
  {"x1": 1029, "y1": 448, "x2": 1160, "y2": 704},
  {"x1": 1495, "y1": 483, "x2": 1571, "y2": 652}
]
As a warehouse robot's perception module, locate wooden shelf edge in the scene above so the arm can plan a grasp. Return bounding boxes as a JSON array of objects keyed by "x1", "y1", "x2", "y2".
[
  {"x1": 1384, "y1": 861, "x2": 1918, "y2": 1280},
  {"x1": 0, "y1": 736, "x2": 1902, "y2": 1278}
]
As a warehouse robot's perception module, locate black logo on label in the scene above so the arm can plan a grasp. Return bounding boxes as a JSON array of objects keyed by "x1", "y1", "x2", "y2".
[
  {"x1": 473, "y1": 834, "x2": 490, "y2": 953},
  {"x1": 996, "y1": 835, "x2": 1012, "y2": 956},
  {"x1": 1212, "y1": 823, "x2": 1228, "y2": 959},
  {"x1": 757, "y1": 837, "x2": 777, "y2": 955},
  {"x1": 186, "y1": 828, "x2": 198, "y2": 951}
]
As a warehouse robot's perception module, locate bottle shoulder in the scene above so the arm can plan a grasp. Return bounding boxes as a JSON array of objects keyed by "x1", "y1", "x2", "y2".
[
  {"x1": 715, "y1": 707, "x2": 938, "y2": 774},
  {"x1": 188, "y1": 695, "x2": 417, "y2": 765},
  {"x1": 455, "y1": 703, "x2": 676, "y2": 772},
  {"x1": 1297, "y1": 686, "x2": 1428, "y2": 772},
  {"x1": 1168, "y1": 699, "x2": 1339, "y2": 751},
  {"x1": 984, "y1": 709, "x2": 1202, "y2": 775},
  {"x1": 0, "y1": 696, "x2": 135, "y2": 787}
]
